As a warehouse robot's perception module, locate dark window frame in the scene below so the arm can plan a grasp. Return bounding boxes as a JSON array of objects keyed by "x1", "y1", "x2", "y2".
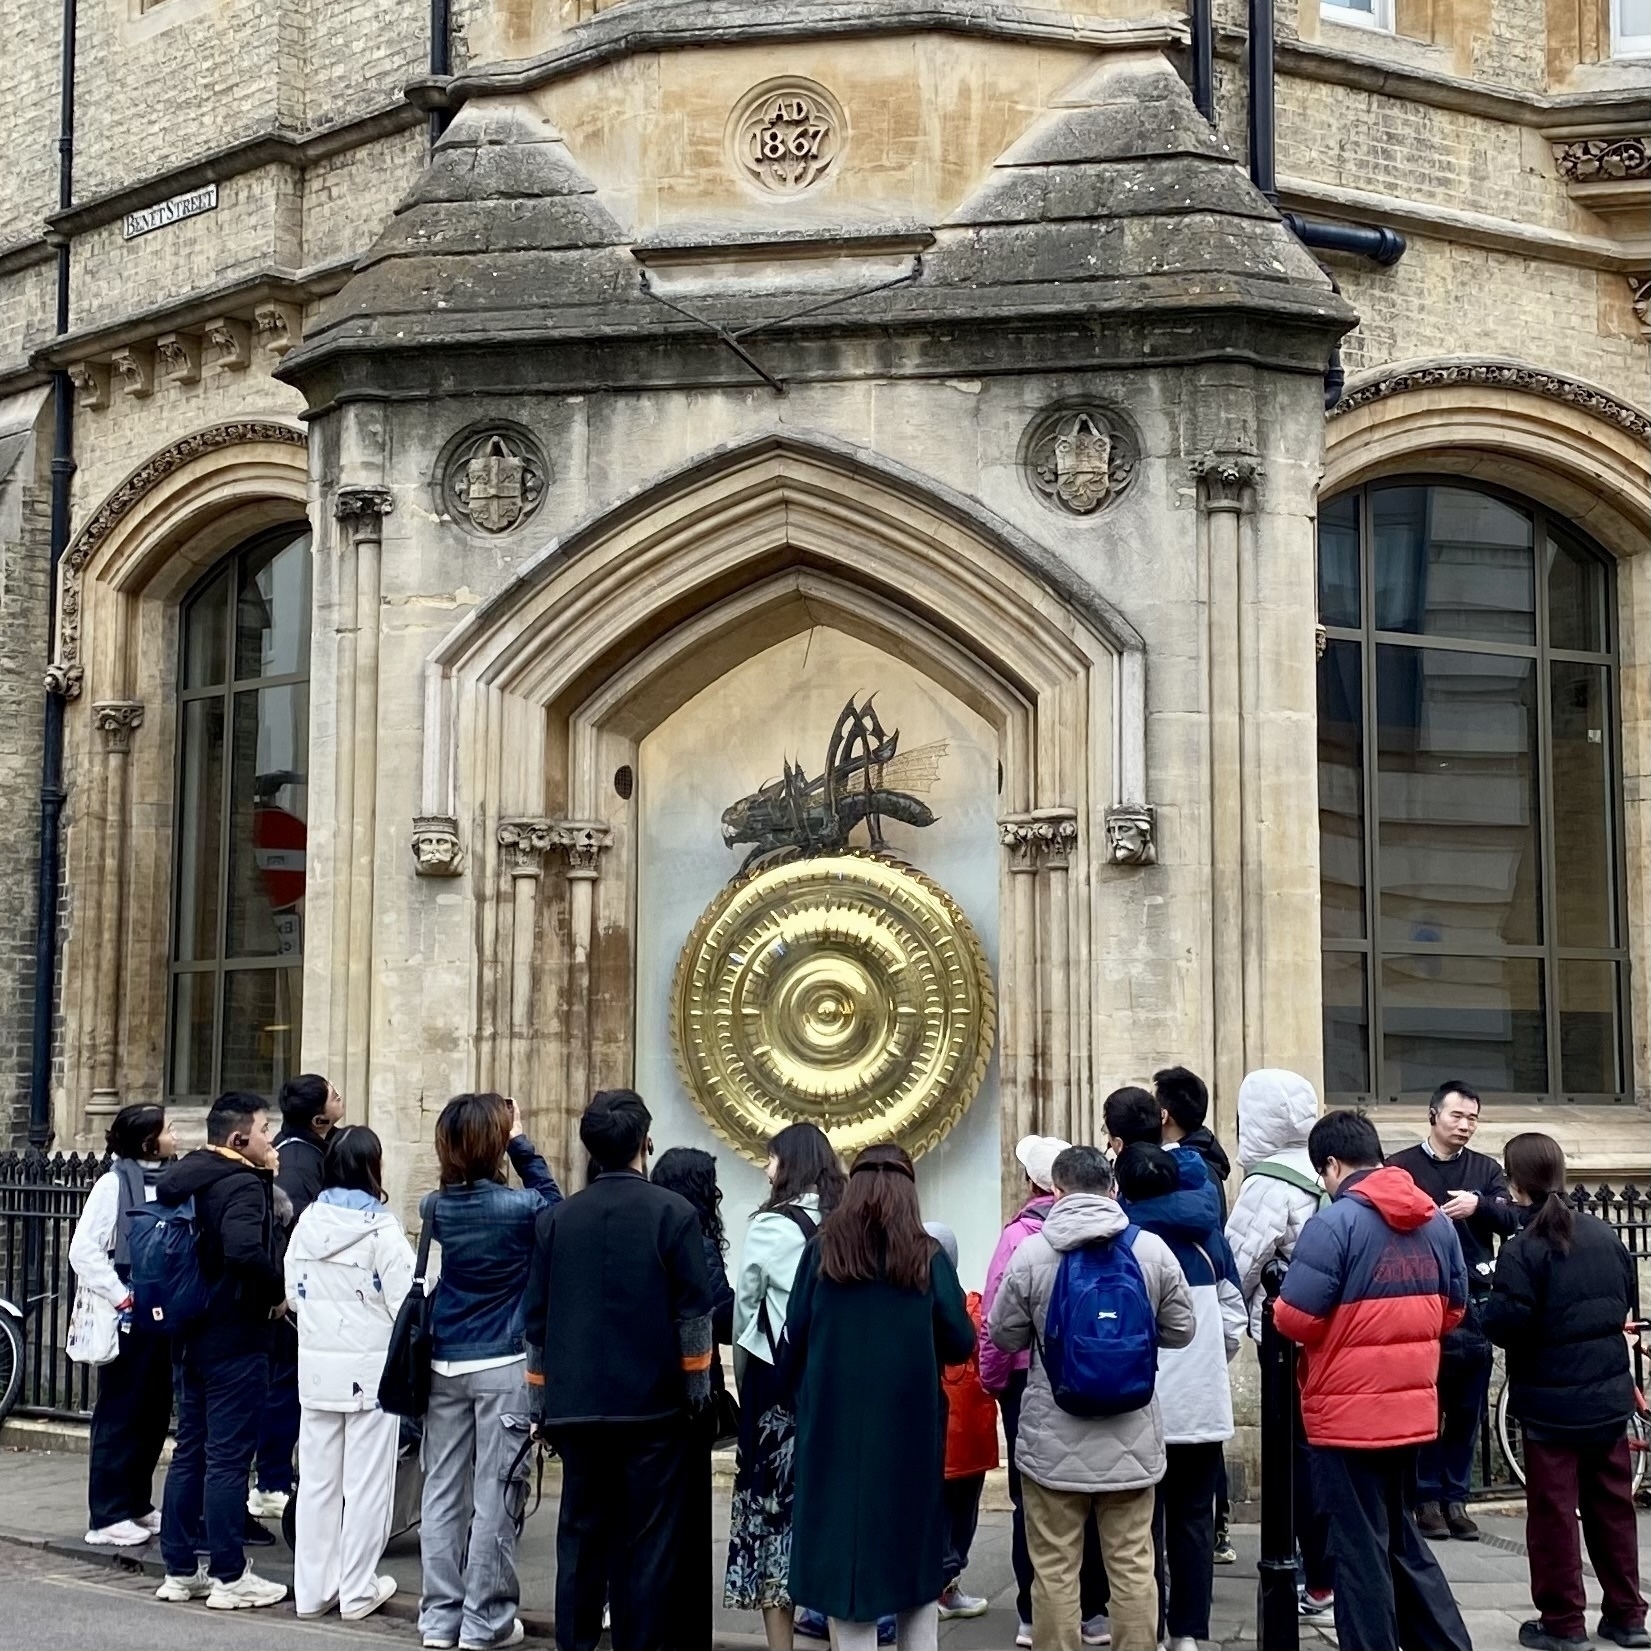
[
  {"x1": 165, "y1": 523, "x2": 312, "y2": 1105},
  {"x1": 1318, "y1": 475, "x2": 1630, "y2": 1105}
]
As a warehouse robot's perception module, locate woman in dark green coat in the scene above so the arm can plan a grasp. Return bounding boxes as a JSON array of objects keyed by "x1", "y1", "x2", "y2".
[{"x1": 785, "y1": 1143, "x2": 977, "y2": 1649}]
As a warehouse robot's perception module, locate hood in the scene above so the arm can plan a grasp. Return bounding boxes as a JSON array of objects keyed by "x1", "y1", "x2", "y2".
[
  {"x1": 1179, "y1": 1126, "x2": 1232, "y2": 1181},
  {"x1": 1011, "y1": 1193, "x2": 1056, "y2": 1228},
  {"x1": 1236, "y1": 1069, "x2": 1320, "y2": 1169},
  {"x1": 1043, "y1": 1193, "x2": 1129, "y2": 1251},
  {"x1": 1344, "y1": 1165, "x2": 1438, "y2": 1232},
  {"x1": 156, "y1": 1146, "x2": 267, "y2": 1206},
  {"x1": 1121, "y1": 1149, "x2": 1222, "y2": 1240},
  {"x1": 293, "y1": 1198, "x2": 396, "y2": 1260},
  {"x1": 1115, "y1": 1142, "x2": 1179, "y2": 1201}
]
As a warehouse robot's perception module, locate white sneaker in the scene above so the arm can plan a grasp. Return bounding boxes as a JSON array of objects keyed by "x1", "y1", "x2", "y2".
[
  {"x1": 245, "y1": 1489, "x2": 290, "y2": 1519},
  {"x1": 205, "y1": 1567, "x2": 288, "y2": 1610},
  {"x1": 460, "y1": 1620, "x2": 524, "y2": 1650},
  {"x1": 296, "y1": 1594, "x2": 338, "y2": 1618},
  {"x1": 1083, "y1": 1616, "x2": 1113, "y2": 1647},
  {"x1": 1170, "y1": 1639, "x2": 1200, "y2": 1651},
  {"x1": 938, "y1": 1586, "x2": 989, "y2": 1620},
  {"x1": 138, "y1": 1509, "x2": 162, "y2": 1533},
  {"x1": 85, "y1": 1519, "x2": 150, "y2": 1547},
  {"x1": 155, "y1": 1565, "x2": 213, "y2": 1602},
  {"x1": 1016, "y1": 1623, "x2": 1034, "y2": 1649},
  {"x1": 342, "y1": 1575, "x2": 398, "y2": 1621},
  {"x1": 421, "y1": 1639, "x2": 458, "y2": 1650}
]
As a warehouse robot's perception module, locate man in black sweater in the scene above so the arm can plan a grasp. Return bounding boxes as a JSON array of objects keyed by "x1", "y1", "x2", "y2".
[
  {"x1": 154, "y1": 1092, "x2": 289, "y2": 1611},
  {"x1": 1387, "y1": 1080, "x2": 1522, "y2": 1541},
  {"x1": 524, "y1": 1090, "x2": 714, "y2": 1651}
]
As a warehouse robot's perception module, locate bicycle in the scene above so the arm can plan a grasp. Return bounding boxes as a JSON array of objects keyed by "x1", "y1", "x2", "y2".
[
  {"x1": 0, "y1": 1296, "x2": 23, "y2": 1424},
  {"x1": 1494, "y1": 1318, "x2": 1650, "y2": 1502}
]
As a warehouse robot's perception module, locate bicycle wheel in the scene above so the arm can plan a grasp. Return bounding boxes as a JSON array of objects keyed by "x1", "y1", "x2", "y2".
[
  {"x1": 0, "y1": 1311, "x2": 22, "y2": 1424},
  {"x1": 1495, "y1": 1382, "x2": 1526, "y2": 1488},
  {"x1": 1628, "y1": 1411, "x2": 1648, "y2": 1502}
]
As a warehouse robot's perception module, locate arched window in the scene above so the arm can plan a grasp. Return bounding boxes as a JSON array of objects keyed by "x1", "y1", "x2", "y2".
[
  {"x1": 1317, "y1": 479, "x2": 1627, "y2": 1103},
  {"x1": 168, "y1": 524, "x2": 312, "y2": 1103}
]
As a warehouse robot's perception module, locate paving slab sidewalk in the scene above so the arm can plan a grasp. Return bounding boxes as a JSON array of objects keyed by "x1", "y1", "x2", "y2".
[{"x1": 2, "y1": 1442, "x2": 1644, "y2": 1648}]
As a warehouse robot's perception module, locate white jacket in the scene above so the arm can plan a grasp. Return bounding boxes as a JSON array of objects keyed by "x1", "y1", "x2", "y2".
[
  {"x1": 1223, "y1": 1069, "x2": 1325, "y2": 1338},
  {"x1": 733, "y1": 1193, "x2": 820, "y2": 1366},
  {"x1": 284, "y1": 1194, "x2": 416, "y2": 1411}
]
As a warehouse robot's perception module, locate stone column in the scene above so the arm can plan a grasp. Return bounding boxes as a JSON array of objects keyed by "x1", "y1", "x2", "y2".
[
  {"x1": 552, "y1": 821, "x2": 612, "y2": 1162},
  {"x1": 331, "y1": 486, "x2": 393, "y2": 1108},
  {"x1": 497, "y1": 819, "x2": 554, "y2": 1101},
  {"x1": 1194, "y1": 454, "x2": 1263, "y2": 1126},
  {"x1": 86, "y1": 701, "x2": 144, "y2": 1128}
]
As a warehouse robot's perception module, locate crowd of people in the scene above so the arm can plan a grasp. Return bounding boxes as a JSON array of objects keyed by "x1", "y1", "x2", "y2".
[{"x1": 63, "y1": 1066, "x2": 1648, "y2": 1651}]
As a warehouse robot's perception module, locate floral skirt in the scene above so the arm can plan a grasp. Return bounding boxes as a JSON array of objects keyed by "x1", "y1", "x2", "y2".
[{"x1": 724, "y1": 1351, "x2": 797, "y2": 1611}]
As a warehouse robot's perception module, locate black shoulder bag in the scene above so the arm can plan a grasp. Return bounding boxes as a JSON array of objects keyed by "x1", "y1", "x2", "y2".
[{"x1": 379, "y1": 1195, "x2": 437, "y2": 1418}]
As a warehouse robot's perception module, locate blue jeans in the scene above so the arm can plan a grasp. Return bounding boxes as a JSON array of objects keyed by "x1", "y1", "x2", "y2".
[
  {"x1": 160, "y1": 1346, "x2": 269, "y2": 1582},
  {"x1": 254, "y1": 1316, "x2": 299, "y2": 1495},
  {"x1": 1415, "y1": 1333, "x2": 1491, "y2": 1505}
]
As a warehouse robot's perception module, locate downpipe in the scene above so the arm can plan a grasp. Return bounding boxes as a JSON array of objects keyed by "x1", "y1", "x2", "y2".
[{"x1": 429, "y1": 0, "x2": 452, "y2": 146}]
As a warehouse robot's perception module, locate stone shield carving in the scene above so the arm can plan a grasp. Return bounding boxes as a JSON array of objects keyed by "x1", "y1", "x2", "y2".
[
  {"x1": 1024, "y1": 407, "x2": 1138, "y2": 514},
  {"x1": 671, "y1": 851, "x2": 995, "y2": 1165},
  {"x1": 437, "y1": 423, "x2": 549, "y2": 534}
]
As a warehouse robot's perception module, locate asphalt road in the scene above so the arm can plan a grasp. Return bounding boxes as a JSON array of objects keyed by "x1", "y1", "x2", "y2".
[{"x1": 0, "y1": 1546, "x2": 458, "y2": 1651}]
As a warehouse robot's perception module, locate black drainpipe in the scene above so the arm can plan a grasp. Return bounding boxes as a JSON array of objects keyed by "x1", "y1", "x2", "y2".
[
  {"x1": 429, "y1": 0, "x2": 452, "y2": 147},
  {"x1": 29, "y1": 0, "x2": 77, "y2": 1150},
  {"x1": 1190, "y1": 0, "x2": 1215, "y2": 121},
  {"x1": 1245, "y1": 0, "x2": 1406, "y2": 407}
]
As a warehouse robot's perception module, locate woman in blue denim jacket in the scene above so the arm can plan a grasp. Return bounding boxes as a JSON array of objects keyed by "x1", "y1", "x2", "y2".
[{"x1": 417, "y1": 1093, "x2": 561, "y2": 1651}]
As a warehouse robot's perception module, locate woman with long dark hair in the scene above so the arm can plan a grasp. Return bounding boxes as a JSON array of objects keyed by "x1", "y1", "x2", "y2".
[
  {"x1": 725, "y1": 1122, "x2": 846, "y2": 1650},
  {"x1": 284, "y1": 1126, "x2": 414, "y2": 1620},
  {"x1": 69, "y1": 1103, "x2": 176, "y2": 1547},
  {"x1": 1484, "y1": 1133, "x2": 1647, "y2": 1651},
  {"x1": 785, "y1": 1143, "x2": 976, "y2": 1651},
  {"x1": 418, "y1": 1093, "x2": 561, "y2": 1651}
]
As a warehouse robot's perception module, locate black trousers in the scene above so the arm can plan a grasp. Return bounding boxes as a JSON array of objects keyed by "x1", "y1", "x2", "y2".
[
  {"x1": 1000, "y1": 1371, "x2": 1108, "y2": 1622},
  {"x1": 1294, "y1": 1385, "x2": 1333, "y2": 1594},
  {"x1": 254, "y1": 1315, "x2": 300, "y2": 1496},
  {"x1": 1415, "y1": 1331, "x2": 1491, "y2": 1506},
  {"x1": 941, "y1": 1474, "x2": 986, "y2": 1584},
  {"x1": 1310, "y1": 1444, "x2": 1472, "y2": 1651},
  {"x1": 552, "y1": 1421, "x2": 701, "y2": 1651},
  {"x1": 1152, "y1": 1441, "x2": 1222, "y2": 1640},
  {"x1": 87, "y1": 1328, "x2": 173, "y2": 1529}
]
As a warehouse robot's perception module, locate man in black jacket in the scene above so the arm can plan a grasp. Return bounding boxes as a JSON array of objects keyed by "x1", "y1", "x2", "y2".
[
  {"x1": 524, "y1": 1090, "x2": 714, "y2": 1651},
  {"x1": 249, "y1": 1072, "x2": 343, "y2": 1520},
  {"x1": 1388, "y1": 1080, "x2": 1522, "y2": 1541},
  {"x1": 154, "y1": 1092, "x2": 289, "y2": 1611}
]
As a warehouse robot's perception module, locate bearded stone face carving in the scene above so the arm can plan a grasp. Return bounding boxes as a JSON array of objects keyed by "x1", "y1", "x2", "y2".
[{"x1": 1104, "y1": 804, "x2": 1156, "y2": 866}]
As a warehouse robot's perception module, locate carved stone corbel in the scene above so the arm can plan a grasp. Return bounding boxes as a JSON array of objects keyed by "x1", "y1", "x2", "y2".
[
  {"x1": 411, "y1": 814, "x2": 464, "y2": 876},
  {"x1": 68, "y1": 361, "x2": 110, "y2": 411},
  {"x1": 1190, "y1": 453, "x2": 1262, "y2": 512},
  {"x1": 110, "y1": 346, "x2": 155, "y2": 400},
  {"x1": 156, "y1": 332, "x2": 201, "y2": 386},
  {"x1": 1104, "y1": 803, "x2": 1157, "y2": 867},
  {"x1": 254, "y1": 301, "x2": 302, "y2": 357},
  {"x1": 550, "y1": 821, "x2": 612, "y2": 881},
  {"x1": 92, "y1": 700, "x2": 145, "y2": 754},
  {"x1": 44, "y1": 659, "x2": 85, "y2": 700},
  {"x1": 203, "y1": 317, "x2": 251, "y2": 371},
  {"x1": 498, "y1": 818, "x2": 554, "y2": 877}
]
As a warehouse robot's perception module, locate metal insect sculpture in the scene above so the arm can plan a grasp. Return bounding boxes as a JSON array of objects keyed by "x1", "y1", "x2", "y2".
[{"x1": 720, "y1": 697, "x2": 947, "y2": 870}]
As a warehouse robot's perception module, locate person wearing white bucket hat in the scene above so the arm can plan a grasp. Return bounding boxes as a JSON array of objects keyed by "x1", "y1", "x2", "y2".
[{"x1": 982, "y1": 1136, "x2": 1112, "y2": 1648}]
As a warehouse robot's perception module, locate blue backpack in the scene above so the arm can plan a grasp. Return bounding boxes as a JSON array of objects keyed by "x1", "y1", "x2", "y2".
[
  {"x1": 128, "y1": 1198, "x2": 212, "y2": 1334},
  {"x1": 1041, "y1": 1225, "x2": 1158, "y2": 1417}
]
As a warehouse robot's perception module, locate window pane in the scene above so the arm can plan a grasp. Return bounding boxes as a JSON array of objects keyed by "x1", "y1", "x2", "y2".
[
  {"x1": 169, "y1": 973, "x2": 215, "y2": 1099},
  {"x1": 1373, "y1": 485, "x2": 1535, "y2": 644},
  {"x1": 1551, "y1": 662, "x2": 1616, "y2": 948},
  {"x1": 226, "y1": 684, "x2": 309, "y2": 958},
  {"x1": 1617, "y1": 0, "x2": 1651, "y2": 39},
  {"x1": 1559, "y1": 959, "x2": 1620, "y2": 1095},
  {"x1": 1376, "y1": 645, "x2": 1540, "y2": 947},
  {"x1": 183, "y1": 564, "x2": 231, "y2": 689},
  {"x1": 220, "y1": 968, "x2": 303, "y2": 1096},
  {"x1": 1318, "y1": 639, "x2": 1365, "y2": 939},
  {"x1": 1323, "y1": 952, "x2": 1369, "y2": 1093},
  {"x1": 174, "y1": 697, "x2": 225, "y2": 963},
  {"x1": 1318, "y1": 493, "x2": 1360, "y2": 628},
  {"x1": 1382, "y1": 954, "x2": 1546, "y2": 1095},
  {"x1": 235, "y1": 529, "x2": 312, "y2": 681},
  {"x1": 1547, "y1": 525, "x2": 1609, "y2": 654}
]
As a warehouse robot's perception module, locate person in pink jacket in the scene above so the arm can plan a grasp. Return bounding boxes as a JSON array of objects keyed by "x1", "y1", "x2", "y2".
[{"x1": 981, "y1": 1136, "x2": 1112, "y2": 1649}]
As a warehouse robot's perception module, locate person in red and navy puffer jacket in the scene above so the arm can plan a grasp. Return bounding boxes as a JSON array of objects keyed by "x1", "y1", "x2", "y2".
[{"x1": 1274, "y1": 1110, "x2": 1472, "y2": 1651}]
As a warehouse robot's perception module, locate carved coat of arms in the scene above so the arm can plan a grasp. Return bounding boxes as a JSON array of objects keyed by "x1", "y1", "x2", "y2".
[
  {"x1": 1026, "y1": 406, "x2": 1137, "y2": 515},
  {"x1": 441, "y1": 425, "x2": 549, "y2": 535}
]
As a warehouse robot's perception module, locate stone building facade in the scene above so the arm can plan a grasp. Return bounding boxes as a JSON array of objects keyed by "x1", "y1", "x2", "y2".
[{"x1": 0, "y1": 0, "x2": 1646, "y2": 1232}]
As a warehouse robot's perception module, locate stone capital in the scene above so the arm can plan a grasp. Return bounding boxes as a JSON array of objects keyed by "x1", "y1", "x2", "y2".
[
  {"x1": 1190, "y1": 453, "x2": 1262, "y2": 512},
  {"x1": 93, "y1": 700, "x2": 145, "y2": 753},
  {"x1": 411, "y1": 814, "x2": 464, "y2": 877},
  {"x1": 550, "y1": 820, "x2": 613, "y2": 881},
  {"x1": 334, "y1": 486, "x2": 395, "y2": 535},
  {"x1": 999, "y1": 807, "x2": 1080, "y2": 873},
  {"x1": 498, "y1": 817, "x2": 555, "y2": 877}
]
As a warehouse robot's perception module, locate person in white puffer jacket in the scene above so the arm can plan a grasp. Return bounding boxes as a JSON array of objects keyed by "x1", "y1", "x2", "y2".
[
  {"x1": 1221, "y1": 1068, "x2": 1334, "y2": 1616},
  {"x1": 283, "y1": 1126, "x2": 415, "y2": 1622}
]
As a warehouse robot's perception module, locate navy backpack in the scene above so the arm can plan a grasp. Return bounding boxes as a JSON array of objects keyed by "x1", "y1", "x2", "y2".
[
  {"x1": 127, "y1": 1197, "x2": 212, "y2": 1334},
  {"x1": 1040, "y1": 1225, "x2": 1158, "y2": 1417}
]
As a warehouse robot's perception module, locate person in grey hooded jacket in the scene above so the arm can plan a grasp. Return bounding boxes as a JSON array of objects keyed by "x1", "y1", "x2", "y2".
[{"x1": 987, "y1": 1146, "x2": 1195, "y2": 1651}]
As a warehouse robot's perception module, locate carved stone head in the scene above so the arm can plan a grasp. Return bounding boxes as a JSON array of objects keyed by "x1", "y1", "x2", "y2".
[
  {"x1": 1104, "y1": 804, "x2": 1156, "y2": 866},
  {"x1": 411, "y1": 815, "x2": 464, "y2": 876}
]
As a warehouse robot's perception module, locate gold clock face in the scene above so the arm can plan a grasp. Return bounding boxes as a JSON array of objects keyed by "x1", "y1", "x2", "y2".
[{"x1": 670, "y1": 851, "x2": 996, "y2": 1164}]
